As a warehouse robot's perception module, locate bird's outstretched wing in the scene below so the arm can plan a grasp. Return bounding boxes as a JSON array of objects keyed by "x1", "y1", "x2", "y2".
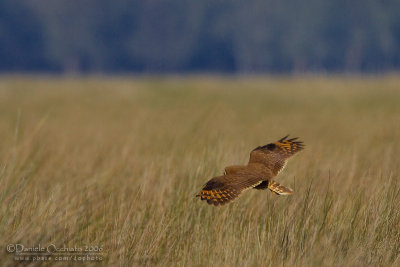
[
  {"x1": 249, "y1": 135, "x2": 304, "y2": 175},
  {"x1": 197, "y1": 172, "x2": 263, "y2": 206}
]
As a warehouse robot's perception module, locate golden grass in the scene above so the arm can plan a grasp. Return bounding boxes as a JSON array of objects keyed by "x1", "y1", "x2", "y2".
[{"x1": 0, "y1": 76, "x2": 399, "y2": 266}]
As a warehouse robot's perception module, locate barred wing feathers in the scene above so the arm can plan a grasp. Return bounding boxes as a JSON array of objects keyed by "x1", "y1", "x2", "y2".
[
  {"x1": 249, "y1": 135, "x2": 304, "y2": 175},
  {"x1": 197, "y1": 173, "x2": 263, "y2": 206}
]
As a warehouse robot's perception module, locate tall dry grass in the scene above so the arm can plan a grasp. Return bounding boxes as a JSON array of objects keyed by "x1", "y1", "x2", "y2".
[{"x1": 0, "y1": 76, "x2": 399, "y2": 266}]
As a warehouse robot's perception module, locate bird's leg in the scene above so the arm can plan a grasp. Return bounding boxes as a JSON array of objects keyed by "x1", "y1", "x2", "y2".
[
  {"x1": 253, "y1": 180, "x2": 293, "y2": 195},
  {"x1": 267, "y1": 181, "x2": 293, "y2": 195}
]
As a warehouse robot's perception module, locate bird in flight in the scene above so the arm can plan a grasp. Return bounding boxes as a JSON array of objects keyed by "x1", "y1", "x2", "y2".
[{"x1": 197, "y1": 136, "x2": 304, "y2": 206}]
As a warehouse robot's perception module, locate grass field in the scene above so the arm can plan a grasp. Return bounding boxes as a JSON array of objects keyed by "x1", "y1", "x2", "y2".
[{"x1": 0, "y1": 76, "x2": 399, "y2": 266}]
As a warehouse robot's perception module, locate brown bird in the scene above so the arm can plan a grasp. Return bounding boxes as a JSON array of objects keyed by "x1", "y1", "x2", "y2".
[{"x1": 197, "y1": 136, "x2": 304, "y2": 206}]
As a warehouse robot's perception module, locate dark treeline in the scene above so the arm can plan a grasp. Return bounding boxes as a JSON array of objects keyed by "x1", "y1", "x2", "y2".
[{"x1": 2, "y1": 0, "x2": 400, "y2": 73}]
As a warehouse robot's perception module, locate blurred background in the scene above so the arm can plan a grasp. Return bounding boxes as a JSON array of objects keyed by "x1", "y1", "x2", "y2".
[
  {"x1": 2, "y1": 0, "x2": 400, "y2": 75},
  {"x1": 2, "y1": 1, "x2": 400, "y2": 265}
]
